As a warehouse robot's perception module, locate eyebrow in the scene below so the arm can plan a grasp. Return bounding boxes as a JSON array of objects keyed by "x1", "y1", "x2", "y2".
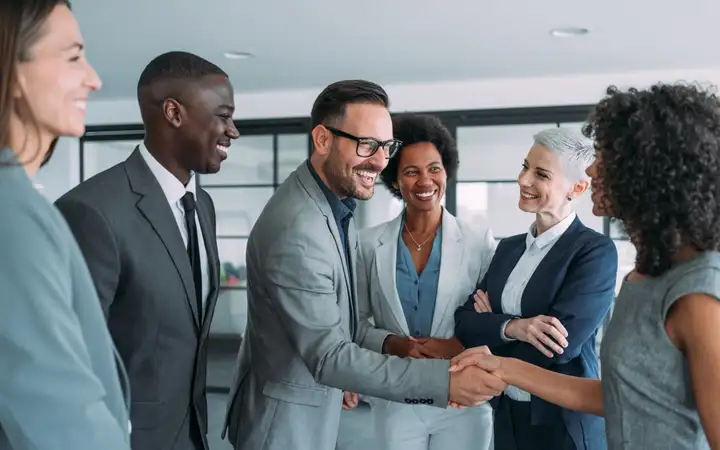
[
  {"x1": 403, "y1": 160, "x2": 442, "y2": 170},
  {"x1": 524, "y1": 159, "x2": 553, "y2": 175},
  {"x1": 63, "y1": 42, "x2": 84, "y2": 52}
]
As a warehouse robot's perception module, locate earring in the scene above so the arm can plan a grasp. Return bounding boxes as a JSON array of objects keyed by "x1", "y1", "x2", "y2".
[{"x1": 567, "y1": 197, "x2": 572, "y2": 201}]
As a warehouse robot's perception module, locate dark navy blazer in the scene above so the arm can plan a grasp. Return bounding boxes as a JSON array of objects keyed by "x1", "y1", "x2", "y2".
[{"x1": 454, "y1": 217, "x2": 617, "y2": 450}]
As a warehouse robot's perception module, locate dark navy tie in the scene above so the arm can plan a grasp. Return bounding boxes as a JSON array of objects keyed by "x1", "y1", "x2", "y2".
[{"x1": 181, "y1": 192, "x2": 203, "y2": 323}]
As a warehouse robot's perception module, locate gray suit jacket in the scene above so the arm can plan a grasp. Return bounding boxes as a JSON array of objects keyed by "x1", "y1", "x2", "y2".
[
  {"x1": 223, "y1": 162, "x2": 453, "y2": 450},
  {"x1": 356, "y1": 209, "x2": 496, "y2": 349},
  {"x1": 0, "y1": 152, "x2": 130, "y2": 449},
  {"x1": 55, "y1": 148, "x2": 220, "y2": 450}
]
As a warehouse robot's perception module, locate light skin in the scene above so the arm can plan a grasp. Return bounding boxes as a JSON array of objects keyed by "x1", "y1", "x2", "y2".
[
  {"x1": 473, "y1": 144, "x2": 587, "y2": 357},
  {"x1": 451, "y1": 152, "x2": 720, "y2": 449},
  {"x1": 10, "y1": 4, "x2": 101, "y2": 176}
]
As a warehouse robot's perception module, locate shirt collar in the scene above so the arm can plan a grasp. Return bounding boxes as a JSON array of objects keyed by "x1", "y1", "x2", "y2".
[
  {"x1": 306, "y1": 159, "x2": 356, "y2": 221},
  {"x1": 526, "y1": 211, "x2": 576, "y2": 250},
  {"x1": 138, "y1": 142, "x2": 196, "y2": 206}
]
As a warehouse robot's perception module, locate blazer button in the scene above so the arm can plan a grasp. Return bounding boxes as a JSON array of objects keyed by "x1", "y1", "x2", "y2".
[
  {"x1": 427, "y1": 399, "x2": 434, "y2": 405},
  {"x1": 411, "y1": 399, "x2": 419, "y2": 404},
  {"x1": 419, "y1": 399, "x2": 427, "y2": 404},
  {"x1": 404, "y1": 398, "x2": 412, "y2": 404}
]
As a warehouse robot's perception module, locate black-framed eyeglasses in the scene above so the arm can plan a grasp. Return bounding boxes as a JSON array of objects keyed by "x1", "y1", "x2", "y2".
[{"x1": 324, "y1": 125, "x2": 401, "y2": 159}]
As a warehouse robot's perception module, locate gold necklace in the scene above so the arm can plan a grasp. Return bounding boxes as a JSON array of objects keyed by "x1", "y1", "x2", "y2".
[{"x1": 404, "y1": 224, "x2": 435, "y2": 252}]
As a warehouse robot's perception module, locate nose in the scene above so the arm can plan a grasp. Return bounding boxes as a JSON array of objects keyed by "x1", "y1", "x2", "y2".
[
  {"x1": 518, "y1": 170, "x2": 532, "y2": 187},
  {"x1": 369, "y1": 146, "x2": 388, "y2": 170},
  {"x1": 586, "y1": 161, "x2": 596, "y2": 178},
  {"x1": 227, "y1": 120, "x2": 240, "y2": 139},
  {"x1": 417, "y1": 170, "x2": 433, "y2": 186},
  {"x1": 85, "y1": 60, "x2": 102, "y2": 91}
]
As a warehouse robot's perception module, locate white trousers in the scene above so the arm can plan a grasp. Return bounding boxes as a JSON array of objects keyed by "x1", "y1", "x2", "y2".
[{"x1": 369, "y1": 400, "x2": 493, "y2": 450}]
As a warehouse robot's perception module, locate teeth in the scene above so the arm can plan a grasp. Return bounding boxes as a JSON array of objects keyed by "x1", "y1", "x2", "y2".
[
  {"x1": 521, "y1": 192, "x2": 538, "y2": 199},
  {"x1": 416, "y1": 191, "x2": 435, "y2": 198},
  {"x1": 216, "y1": 145, "x2": 229, "y2": 153},
  {"x1": 74, "y1": 100, "x2": 86, "y2": 111},
  {"x1": 355, "y1": 170, "x2": 377, "y2": 182}
]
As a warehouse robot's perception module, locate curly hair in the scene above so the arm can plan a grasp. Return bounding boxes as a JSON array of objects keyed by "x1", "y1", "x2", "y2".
[
  {"x1": 380, "y1": 114, "x2": 458, "y2": 200},
  {"x1": 583, "y1": 83, "x2": 720, "y2": 276}
]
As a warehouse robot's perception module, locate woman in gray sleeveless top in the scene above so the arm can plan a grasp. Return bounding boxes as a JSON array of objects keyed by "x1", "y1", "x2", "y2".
[
  {"x1": 0, "y1": 1, "x2": 130, "y2": 449},
  {"x1": 449, "y1": 84, "x2": 720, "y2": 449}
]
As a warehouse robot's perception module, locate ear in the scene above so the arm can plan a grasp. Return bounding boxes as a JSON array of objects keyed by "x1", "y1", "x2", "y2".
[
  {"x1": 162, "y1": 98, "x2": 183, "y2": 129},
  {"x1": 311, "y1": 124, "x2": 331, "y2": 156},
  {"x1": 392, "y1": 181, "x2": 399, "y2": 190},
  {"x1": 568, "y1": 180, "x2": 589, "y2": 200}
]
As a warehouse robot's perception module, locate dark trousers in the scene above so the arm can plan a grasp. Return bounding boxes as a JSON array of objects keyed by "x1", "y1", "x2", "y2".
[{"x1": 494, "y1": 395, "x2": 576, "y2": 450}]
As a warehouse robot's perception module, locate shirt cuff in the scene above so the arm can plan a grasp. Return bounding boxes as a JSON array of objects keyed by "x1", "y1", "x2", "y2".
[{"x1": 500, "y1": 319, "x2": 516, "y2": 342}]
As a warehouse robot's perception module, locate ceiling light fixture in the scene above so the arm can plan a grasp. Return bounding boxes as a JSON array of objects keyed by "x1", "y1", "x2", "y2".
[
  {"x1": 549, "y1": 27, "x2": 589, "y2": 38},
  {"x1": 223, "y1": 51, "x2": 254, "y2": 60}
]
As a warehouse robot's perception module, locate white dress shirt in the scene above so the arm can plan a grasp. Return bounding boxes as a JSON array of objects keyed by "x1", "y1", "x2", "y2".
[
  {"x1": 501, "y1": 212, "x2": 576, "y2": 401},
  {"x1": 139, "y1": 143, "x2": 210, "y2": 315}
]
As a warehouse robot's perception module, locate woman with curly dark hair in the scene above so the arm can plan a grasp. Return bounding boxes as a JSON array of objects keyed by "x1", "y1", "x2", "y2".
[
  {"x1": 450, "y1": 83, "x2": 720, "y2": 449},
  {"x1": 349, "y1": 113, "x2": 497, "y2": 450}
]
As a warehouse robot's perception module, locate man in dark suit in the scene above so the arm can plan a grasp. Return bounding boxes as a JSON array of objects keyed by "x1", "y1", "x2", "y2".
[{"x1": 56, "y1": 51, "x2": 240, "y2": 450}]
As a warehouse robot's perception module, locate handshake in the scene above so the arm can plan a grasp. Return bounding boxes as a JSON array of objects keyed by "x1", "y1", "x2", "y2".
[{"x1": 342, "y1": 345, "x2": 506, "y2": 410}]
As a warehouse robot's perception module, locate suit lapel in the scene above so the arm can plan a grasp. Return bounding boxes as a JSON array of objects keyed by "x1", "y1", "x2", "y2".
[
  {"x1": 124, "y1": 148, "x2": 200, "y2": 331},
  {"x1": 375, "y1": 215, "x2": 410, "y2": 335},
  {"x1": 347, "y1": 218, "x2": 359, "y2": 339},
  {"x1": 430, "y1": 210, "x2": 463, "y2": 336},
  {"x1": 196, "y1": 192, "x2": 220, "y2": 330},
  {"x1": 489, "y1": 238, "x2": 526, "y2": 313}
]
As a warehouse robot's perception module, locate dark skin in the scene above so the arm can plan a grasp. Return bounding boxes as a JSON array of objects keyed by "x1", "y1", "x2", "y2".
[
  {"x1": 382, "y1": 142, "x2": 464, "y2": 360},
  {"x1": 139, "y1": 73, "x2": 240, "y2": 185}
]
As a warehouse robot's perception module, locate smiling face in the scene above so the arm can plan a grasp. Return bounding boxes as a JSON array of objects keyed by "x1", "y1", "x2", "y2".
[
  {"x1": 394, "y1": 142, "x2": 446, "y2": 213},
  {"x1": 172, "y1": 74, "x2": 239, "y2": 174},
  {"x1": 517, "y1": 144, "x2": 587, "y2": 215},
  {"x1": 316, "y1": 102, "x2": 392, "y2": 200},
  {"x1": 13, "y1": 4, "x2": 101, "y2": 145}
]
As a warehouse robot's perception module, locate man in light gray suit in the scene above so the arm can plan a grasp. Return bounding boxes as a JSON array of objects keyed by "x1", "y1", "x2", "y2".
[{"x1": 223, "y1": 80, "x2": 507, "y2": 450}]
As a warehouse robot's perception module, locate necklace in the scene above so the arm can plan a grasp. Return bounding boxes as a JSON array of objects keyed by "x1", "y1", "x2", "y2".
[{"x1": 404, "y1": 224, "x2": 436, "y2": 252}]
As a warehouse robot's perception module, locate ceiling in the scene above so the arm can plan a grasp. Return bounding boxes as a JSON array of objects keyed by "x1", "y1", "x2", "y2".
[{"x1": 72, "y1": 0, "x2": 720, "y2": 100}]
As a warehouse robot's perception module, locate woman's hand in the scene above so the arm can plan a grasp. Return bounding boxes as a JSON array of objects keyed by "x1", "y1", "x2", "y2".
[
  {"x1": 505, "y1": 316, "x2": 569, "y2": 358},
  {"x1": 342, "y1": 392, "x2": 359, "y2": 410},
  {"x1": 472, "y1": 289, "x2": 492, "y2": 313},
  {"x1": 409, "y1": 337, "x2": 465, "y2": 359}
]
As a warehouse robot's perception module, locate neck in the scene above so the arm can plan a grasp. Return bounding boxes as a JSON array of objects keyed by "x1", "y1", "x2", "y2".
[
  {"x1": 535, "y1": 204, "x2": 573, "y2": 235},
  {"x1": 144, "y1": 135, "x2": 191, "y2": 185},
  {"x1": 9, "y1": 116, "x2": 54, "y2": 177},
  {"x1": 404, "y1": 205, "x2": 442, "y2": 234},
  {"x1": 310, "y1": 153, "x2": 346, "y2": 199}
]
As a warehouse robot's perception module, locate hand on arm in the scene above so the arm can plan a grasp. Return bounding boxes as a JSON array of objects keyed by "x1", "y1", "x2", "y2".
[
  {"x1": 666, "y1": 292, "x2": 720, "y2": 449},
  {"x1": 504, "y1": 316, "x2": 568, "y2": 358}
]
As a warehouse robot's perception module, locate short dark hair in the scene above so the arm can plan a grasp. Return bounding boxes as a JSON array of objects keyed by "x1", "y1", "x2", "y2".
[
  {"x1": 137, "y1": 51, "x2": 227, "y2": 93},
  {"x1": 310, "y1": 80, "x2": 389, "y2": 129},
  {"x1": 583, "y1": 83, "x2": 720, "y2": 276},
  {"x1": 380, "y1": 114, "x2": 459, "y2": 200}
]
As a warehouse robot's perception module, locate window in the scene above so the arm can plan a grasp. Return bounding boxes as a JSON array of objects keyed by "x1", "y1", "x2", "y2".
[{"x1": 82, "y1": 140, "x2": 141, "y2": 179}]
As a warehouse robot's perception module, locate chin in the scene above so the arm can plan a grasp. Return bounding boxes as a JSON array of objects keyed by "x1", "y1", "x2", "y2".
[
  {"x1": 353, "y1": 184, "x2": 375, "y2": 201},
  {"x1": 517, "y1": 200, "x2": 537, "y2": 214}
]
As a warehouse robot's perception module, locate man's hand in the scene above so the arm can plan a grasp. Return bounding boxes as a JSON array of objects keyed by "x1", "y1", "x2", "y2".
[
  {"x1": 472, "y1": 289, "x2": 492, "y2": 313},
  {"x1": 409, "y1": 337, "x2": 465, "y2": 360},
  {"x1": 505, "y1": 316, "x2": 568, "y2": 358},
  {"x1": 448, "y1": 346, "x2": 505, "y2": 408},
  {"x1": 342, "y1": 392, "x2": 358, "y2": 410},
  {"x1": 447, "y1": 345, "x2": 506, "y2": 407},
  {"x1": 383, "y1": 335, "x2": 444, "y2": 359}
]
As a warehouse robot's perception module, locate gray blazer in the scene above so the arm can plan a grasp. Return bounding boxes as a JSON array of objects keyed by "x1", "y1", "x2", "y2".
[
  {"x1": 223, "y1": 162, "x2": 454, "y2": 450},
  {"x1": 0, "y1": 152, "x2": 130, "y2": 449},
  {"x1": 55, "y1": 148, "x2": 220, "y2": 450},
  {"x1": 356, "y1": 209, "x2": 496, "y2": 349}
]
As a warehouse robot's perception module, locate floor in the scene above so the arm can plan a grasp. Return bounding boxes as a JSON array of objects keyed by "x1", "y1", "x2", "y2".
[{"x1": 205, "y1": 343, "x2": 375, "y2": 450}]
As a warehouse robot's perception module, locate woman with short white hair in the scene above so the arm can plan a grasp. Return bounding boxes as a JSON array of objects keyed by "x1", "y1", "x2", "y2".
[{"x1": 454, "y1": 127, "x2": 618, "y2": 450}]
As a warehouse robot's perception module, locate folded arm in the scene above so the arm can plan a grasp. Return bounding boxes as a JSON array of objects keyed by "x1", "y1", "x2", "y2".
[
  {"x1": 265, "y1": 240, "x2": 451, "y2": 407},
  {"x1": 509, "y1": 239, "x2": 617, "y2": 368},
  {"x1": 454, "y1": 273, "x2": 516, "y2": 349},
  {"x1": 0, "y1": 213, "x2": 130, "y2": 449},
  {"x1": 55, "y1": 197, "x2": 120, "y2": 317}
]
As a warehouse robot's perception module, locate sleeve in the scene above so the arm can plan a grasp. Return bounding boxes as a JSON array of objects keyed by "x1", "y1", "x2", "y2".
[
  {"x1": 264, "y1": 237, "x2": 450, "y2": 406},
  {"x1": 454, "y1": 240, "x2": 516, "y2": 349},
  {"x1": 354, "y1": 241, "x2": 393, "y2": 353},
  {"x1": 0, "y1": 212, "x2": 130, "y2": 449},
  {"x1": 510, "y1": 238, "x2": 618, "y2": 367},
  {"x1": 477, "y1": 226, "x2": 498, "y2": 286},
  {"x1": 55, "y1": 197, "x2": 120, "y2": 318}
]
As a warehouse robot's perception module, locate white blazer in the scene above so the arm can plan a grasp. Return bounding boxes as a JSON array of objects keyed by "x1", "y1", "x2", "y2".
[{"x1": 356, "y1": 208, "x2": 497, "y2": 351}]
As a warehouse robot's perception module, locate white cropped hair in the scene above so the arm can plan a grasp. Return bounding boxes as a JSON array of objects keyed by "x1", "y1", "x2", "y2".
[{"x1": 532, "y1": 127, "x2": 595, "y2": 181}]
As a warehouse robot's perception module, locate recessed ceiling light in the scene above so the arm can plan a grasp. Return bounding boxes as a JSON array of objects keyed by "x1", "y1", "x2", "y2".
[
  {"x1": 223, "y1": 51, "x2": 253, "y2": 60},
  {"x1": 549, "y1": 27, "x2": 590, "y2": 38}
]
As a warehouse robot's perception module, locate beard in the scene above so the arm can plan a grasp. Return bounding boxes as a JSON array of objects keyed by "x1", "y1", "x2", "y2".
[{"x1": 322, "y1": 141, "x2": 380, "y2": 200}]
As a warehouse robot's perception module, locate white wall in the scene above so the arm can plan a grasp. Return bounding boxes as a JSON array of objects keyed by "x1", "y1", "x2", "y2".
[{"x1": 85, "y1": 68, "x2": 720, "y2": 124}]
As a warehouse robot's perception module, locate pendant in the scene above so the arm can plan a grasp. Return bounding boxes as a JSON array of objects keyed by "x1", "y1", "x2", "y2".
[{"x1": 416, "y1": 246, "x2": 422, "y2": 252}]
